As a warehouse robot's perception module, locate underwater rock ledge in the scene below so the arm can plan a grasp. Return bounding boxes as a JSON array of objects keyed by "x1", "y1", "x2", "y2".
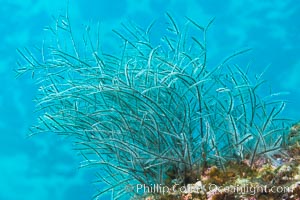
[{"x1": 141, "y1": 140, "x2": 300, "y2": 200}]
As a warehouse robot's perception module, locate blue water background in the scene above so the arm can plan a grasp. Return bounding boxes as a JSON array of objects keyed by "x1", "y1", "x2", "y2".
[{"x1": 0, "y1": 0, "x2": 299, "y2": 199}]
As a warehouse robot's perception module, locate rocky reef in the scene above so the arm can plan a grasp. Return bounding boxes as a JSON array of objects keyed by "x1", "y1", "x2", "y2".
[{"x1": 142, "y1": 122, "x2": 300, "y2": 200}]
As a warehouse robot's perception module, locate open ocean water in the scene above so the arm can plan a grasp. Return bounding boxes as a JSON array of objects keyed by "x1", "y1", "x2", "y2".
[{"x1": 0, "y1": 0, "x2": 299, "y2": 199}]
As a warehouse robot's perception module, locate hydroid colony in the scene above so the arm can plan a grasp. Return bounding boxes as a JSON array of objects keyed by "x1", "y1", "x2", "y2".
[{"x1": 17, "y1": 14, "x2": 291, "y2": 199}]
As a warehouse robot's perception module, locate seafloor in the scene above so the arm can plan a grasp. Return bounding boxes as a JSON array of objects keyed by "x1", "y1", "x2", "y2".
[{"x1": 141, "y1": 123, "x2": 300, "y2": 200}]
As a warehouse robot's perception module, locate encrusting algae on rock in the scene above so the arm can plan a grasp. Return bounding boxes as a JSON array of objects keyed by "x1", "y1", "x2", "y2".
[{"x1": 142, "y1": 122, "x2": 300, "y2": 200}]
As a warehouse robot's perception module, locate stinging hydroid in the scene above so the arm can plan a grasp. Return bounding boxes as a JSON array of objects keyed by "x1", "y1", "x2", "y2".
[{"x1": 16, "y1": 13, "x2": 291, "y2": 199}]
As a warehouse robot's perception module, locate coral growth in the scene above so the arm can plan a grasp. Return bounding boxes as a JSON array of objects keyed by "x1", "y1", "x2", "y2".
[{"x1": 17, "y1": 14, "x2": 292, "y2": 199}]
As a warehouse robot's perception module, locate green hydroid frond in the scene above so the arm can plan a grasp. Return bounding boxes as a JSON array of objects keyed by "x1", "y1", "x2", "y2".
[{"x1": 17, "y1": 14, "x2": 290, "y2": 199}]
